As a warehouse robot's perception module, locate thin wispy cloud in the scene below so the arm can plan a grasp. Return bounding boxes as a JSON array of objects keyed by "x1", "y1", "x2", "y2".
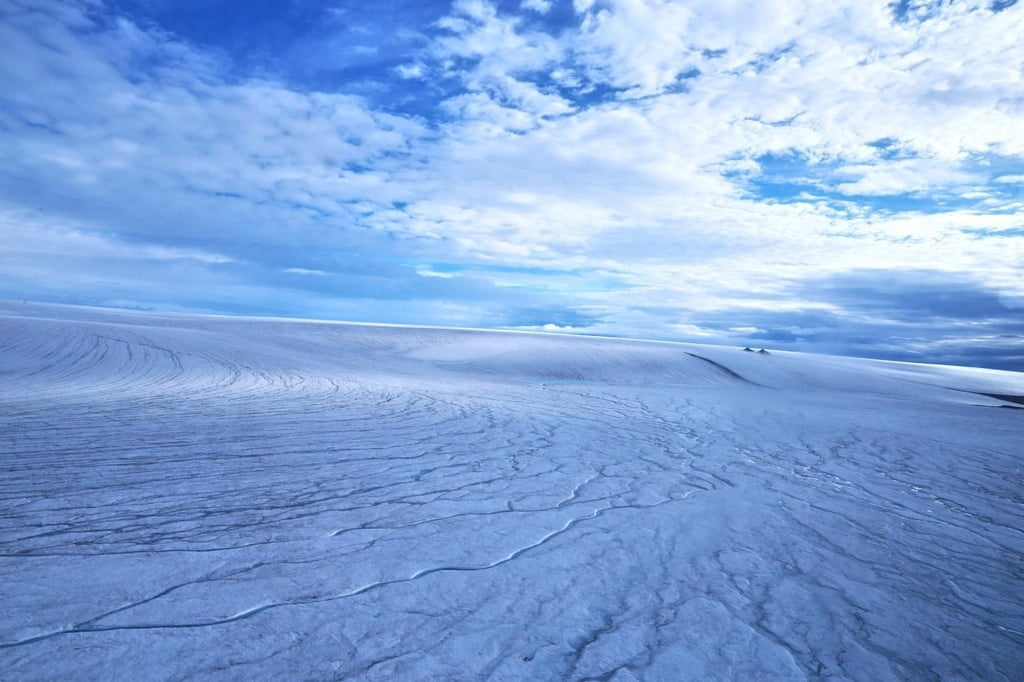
[{"x1": 0, "y1": 0, "x2": 1021, "y2": 368}]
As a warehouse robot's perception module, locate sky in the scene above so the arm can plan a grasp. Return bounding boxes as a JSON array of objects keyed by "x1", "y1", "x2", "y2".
[{"x1": 1, "y1": 0, "x2": 1022, "y2": 370}]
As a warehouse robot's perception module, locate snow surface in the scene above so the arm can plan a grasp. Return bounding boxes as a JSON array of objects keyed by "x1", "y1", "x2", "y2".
[{"x1": 1, "y1": 302, "x2": 1022, "y2": 680}]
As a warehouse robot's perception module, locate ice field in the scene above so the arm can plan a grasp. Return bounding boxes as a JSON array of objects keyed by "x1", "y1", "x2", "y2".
[{"x1": 1, "y1": 302, "x2": 1022, "y2": 680}]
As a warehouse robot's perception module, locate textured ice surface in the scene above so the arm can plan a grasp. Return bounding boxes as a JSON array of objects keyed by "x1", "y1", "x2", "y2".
[{"x1": 1, "y1": 302, "x2": 1022, "y2": 680}]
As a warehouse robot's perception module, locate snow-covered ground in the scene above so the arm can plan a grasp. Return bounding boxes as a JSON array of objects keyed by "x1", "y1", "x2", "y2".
[{"x1": 1, "y1": 302, "x2": 1022, "y2": 680}]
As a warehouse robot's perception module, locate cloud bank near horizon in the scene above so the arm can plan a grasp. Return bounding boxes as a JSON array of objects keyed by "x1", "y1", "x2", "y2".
[{"x1": 1, "y1": 0, "x2": 1022, "y2": 369}]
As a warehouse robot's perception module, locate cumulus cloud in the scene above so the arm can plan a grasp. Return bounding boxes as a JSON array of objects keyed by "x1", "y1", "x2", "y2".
[
  {"x1": 832, "y1": 159, "x2": 982, "y2": 196},
  {"x1": 521, "y1": 0, "x2": 554, "y2": 14}
]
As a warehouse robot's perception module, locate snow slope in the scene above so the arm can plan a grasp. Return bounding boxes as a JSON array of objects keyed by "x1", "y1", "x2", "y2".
[{"x1": 1, "y1": 302, "x2": 1022, "y2": 680}]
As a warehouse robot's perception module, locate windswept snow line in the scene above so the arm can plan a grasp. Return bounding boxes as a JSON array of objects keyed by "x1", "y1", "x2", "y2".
[{"x1": 0, "y1": 496, "x2": 697, "y2": 650}]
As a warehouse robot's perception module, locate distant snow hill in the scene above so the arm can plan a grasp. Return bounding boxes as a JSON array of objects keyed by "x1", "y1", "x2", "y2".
[{"x1": 1, "y1": 302, "x2": 1021, "y2": 680}]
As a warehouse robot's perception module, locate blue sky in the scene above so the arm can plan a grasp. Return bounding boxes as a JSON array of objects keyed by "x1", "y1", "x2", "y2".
[{"x1": 1, "y1": 0, "x2": 1022, "y2": 370}]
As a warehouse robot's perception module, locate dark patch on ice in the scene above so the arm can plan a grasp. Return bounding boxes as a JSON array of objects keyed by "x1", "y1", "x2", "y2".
[
  {"x1": 956, "y1": 391, "x2": 1024, "y2": 409},
  {"x1": 683, "y1": 352, "x2": 759, "y2": 385},
  {"x1": 980, "y1": 393, "x2": 1024, "y2": 407}
]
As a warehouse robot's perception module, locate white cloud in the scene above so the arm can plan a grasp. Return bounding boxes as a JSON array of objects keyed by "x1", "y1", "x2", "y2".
[
  {"x1": 394, "y1": 62, "x2": 425, "y2": 79},
  {"x1": 832, "y1": 159, "x2": 982, "y2": 196},
  {"x1": 0, "y1": 0, "x2": 427, "y2": 246},
  {"x1": 283, "y1": 268, "x2": 328, "y2": 276},
  {"x1": 573, "y1": 0, "x2": 697, "y2": 96},
  {"x1": 0, "y1": 209, "x2": 233, "y2": 264},
  {"x1": 431, "y1": 0, "x2": 571, "y2": 123},
  {"x1": 2, "y1": 0, "x2": 1023, "y2": 347},
  {"x1": 521, "y1": 0, "x2": 553, "y2": 14},
  {"x1": 416, "y1": 268, "x2": 457, "y2": 278}
]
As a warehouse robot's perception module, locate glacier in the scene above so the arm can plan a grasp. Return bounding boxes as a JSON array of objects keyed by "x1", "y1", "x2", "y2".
[{"x1": 1, "y1": 302, "x2": 1022, "y2": 680}]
